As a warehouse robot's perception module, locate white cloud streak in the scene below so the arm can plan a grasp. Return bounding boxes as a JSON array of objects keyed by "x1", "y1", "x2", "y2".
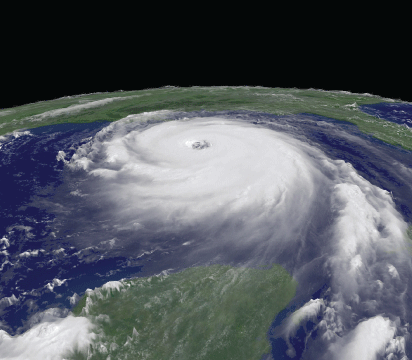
[{"x1": 18, "y1": 95, "x2": 142, "y2": 123}]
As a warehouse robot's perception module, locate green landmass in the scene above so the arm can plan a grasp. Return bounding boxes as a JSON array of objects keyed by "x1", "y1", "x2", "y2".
[
  {"x1": 67, "y1": 264, "x2": 297, "y2": 360},
  {"x1": 1, "y1": 86, "x2": 412, "y2": 150},
  {"x1": 406, "y1": 225, "x2": 412, "y2": 255}
]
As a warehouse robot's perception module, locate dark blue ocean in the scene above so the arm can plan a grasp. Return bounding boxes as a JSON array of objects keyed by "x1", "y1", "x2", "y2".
[
  {"x1": 0, "y1": 122, "x2": 143, "y2": 334},
  {"x1": 359, "y1": 102, "x2": 412, "y2": 127}
]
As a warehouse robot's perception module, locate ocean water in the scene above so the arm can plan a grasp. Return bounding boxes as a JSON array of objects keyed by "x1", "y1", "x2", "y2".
[{"x1": 359, "y1": 102, "x2": 412, "y2": 128}]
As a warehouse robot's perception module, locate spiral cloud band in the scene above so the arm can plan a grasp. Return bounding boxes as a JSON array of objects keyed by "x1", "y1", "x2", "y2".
[
  {"x1": 61, "y1": 111, "x2": 412, "y2": 359},
  {"x1": 71, "y1": 116, "x2": 318, "y2": 239}
]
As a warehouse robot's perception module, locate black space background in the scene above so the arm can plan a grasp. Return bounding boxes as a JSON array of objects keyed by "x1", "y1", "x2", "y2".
[{"x1": 2, "y1": 28, "x2": 410, "y2": 109}]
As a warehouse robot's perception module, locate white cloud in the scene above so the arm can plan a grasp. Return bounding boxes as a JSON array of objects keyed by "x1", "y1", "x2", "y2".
[
  {"x1": 101, "y1": 281, "x2": 123, "y2": 293},
  {"x1": 52, "y1": 248, "x2": 65, "y2": 255},
  {"x1": 0, "y1": 237, "x2": 10, "y2": 249},
  {"x1": 19, "y1": 249, "x2": 45, "y2": 258},
  {"x1": 20, "y1": 95, "x2": 143, "y2": 123},
  {"x1": 68, "y1": 293, "x2": 80, "y2": 306},
  {"x1": 0, "y1": 110, "x2": 14, "y2": 117},
  {"x1": 285, "y1": 299, "x2": 324, "y2": 336},
  {"x1": 0, "y1": 313, "x2": 96, "y2": 360},
  {"x1": 0, "y1": 295, "x2": 19, "y2": 309},
  {"x1": 329, "y1": 316, "x2": 396, "y2": 360},
  {"x1": 68, "y1": 115, "x2": 321, "y2": 251},
  {"x1": 387, "y1": 264, "x2": 400, "y2": 279},
  {"x1": 0, "y1": 260, "x2": 13, "y2": 271},
  {"x1": 56, "y1": 151, "x2": 68, "y2": 163},
  {"x1": 45, "y1": 279, "x2": 67, "y2": 292}
]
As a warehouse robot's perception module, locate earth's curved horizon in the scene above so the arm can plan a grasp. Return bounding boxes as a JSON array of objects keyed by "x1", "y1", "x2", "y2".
[{"x1": 0, "y1": 86, "x2": 412, "y2": 360}]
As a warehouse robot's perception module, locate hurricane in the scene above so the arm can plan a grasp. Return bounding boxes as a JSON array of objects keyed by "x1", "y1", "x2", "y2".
[
  {"x1": 58, "y1": 111, "x2": 412, "y2": 359},
  {"x1": 1, "y1": 88, "x2": 412, "y2": 359}
]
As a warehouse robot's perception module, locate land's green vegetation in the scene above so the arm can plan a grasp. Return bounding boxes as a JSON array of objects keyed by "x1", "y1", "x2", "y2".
[
  {"x1": 67, "y1": 264, "x2": 297, "y2": 360},
  {"x1": 1, "y1": 87, "x2": 412, "y2": 150},
  {"x1": 406, "y1": 225, "x2": 412, "y2": 255}
]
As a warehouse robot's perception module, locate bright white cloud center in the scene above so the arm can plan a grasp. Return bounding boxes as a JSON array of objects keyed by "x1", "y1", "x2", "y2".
[{"x1": 70, "y1": 116, "x2": 321, "y2": 239}]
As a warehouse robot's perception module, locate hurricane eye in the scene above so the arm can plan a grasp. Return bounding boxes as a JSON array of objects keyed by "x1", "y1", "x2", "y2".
[
  {"x1": 191, "y1": 140, "x2": 210, "y2": 150},
  {"x1": 185, "y1": 140, "x2": 211, "y2": 150}
]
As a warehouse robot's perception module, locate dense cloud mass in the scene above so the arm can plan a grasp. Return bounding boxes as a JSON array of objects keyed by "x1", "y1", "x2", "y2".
[
  {"x1": 2, "y1": 109, "x2": 412, "y2": 359},
  {"x1": 67, "y1": 113, "x2": 322, "y2": 258},
  {"x1": 0, "y1": 310, "x2": 95, "y2": 359},
  {"x1": 56, "y1": 111, "x2": 412, "y2": 359}
]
